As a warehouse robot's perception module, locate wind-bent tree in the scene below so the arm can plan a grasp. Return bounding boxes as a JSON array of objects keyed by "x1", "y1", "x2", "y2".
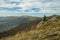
[{"x1": 43, "y1": 15, "x2": 47, "y2": 21}]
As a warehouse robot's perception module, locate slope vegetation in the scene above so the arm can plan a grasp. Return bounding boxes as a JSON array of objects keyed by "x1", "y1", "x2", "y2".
[{"x1": 0, "y1": 15, "x2": 60, "y2": 40}]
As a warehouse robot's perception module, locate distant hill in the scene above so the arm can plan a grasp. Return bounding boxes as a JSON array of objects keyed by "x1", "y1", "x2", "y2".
[
  {"x1": 0, "y1": 15, "x2": 60, "y2": 40},
  {"x1": 0, "y1": 16, "x2": 42, "y2": 32}
]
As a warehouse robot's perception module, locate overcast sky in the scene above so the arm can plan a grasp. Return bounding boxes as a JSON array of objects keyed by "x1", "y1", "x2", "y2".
[{"x1": 0, "y1": 0, "x2": 60, "y2": 16}]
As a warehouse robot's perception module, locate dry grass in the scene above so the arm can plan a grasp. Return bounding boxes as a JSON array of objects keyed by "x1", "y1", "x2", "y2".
[{"x1": 0, "y1": 16, "x2": 60, "y2": 40}]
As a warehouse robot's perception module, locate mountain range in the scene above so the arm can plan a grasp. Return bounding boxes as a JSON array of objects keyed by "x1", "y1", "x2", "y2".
[{"x1": 0, "y1": 16, "x2": 42, "y2": 32}]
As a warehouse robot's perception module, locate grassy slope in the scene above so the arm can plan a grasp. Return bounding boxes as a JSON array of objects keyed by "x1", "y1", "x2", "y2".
[{"x1": 0, "y1": 16, "x2": 60, "y2": 40}]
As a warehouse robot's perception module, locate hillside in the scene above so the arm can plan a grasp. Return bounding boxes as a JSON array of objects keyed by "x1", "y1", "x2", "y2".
[
  {"x1": 0, "y1": 16, "x2": 41, "y2": 32},
  {"x1": 0, "y1": 15, "x2": 60, "y2": 40}
]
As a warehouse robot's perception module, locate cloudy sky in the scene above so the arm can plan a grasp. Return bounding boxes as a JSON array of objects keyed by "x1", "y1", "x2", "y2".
[{"x1": 0, "y1": 0, "x2": 60, "y2": 16}]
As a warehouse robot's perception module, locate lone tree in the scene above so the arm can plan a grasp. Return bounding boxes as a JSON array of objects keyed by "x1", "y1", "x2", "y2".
[{"x1": 43, "y1": 15, "x2": 47, "y2": 21}]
